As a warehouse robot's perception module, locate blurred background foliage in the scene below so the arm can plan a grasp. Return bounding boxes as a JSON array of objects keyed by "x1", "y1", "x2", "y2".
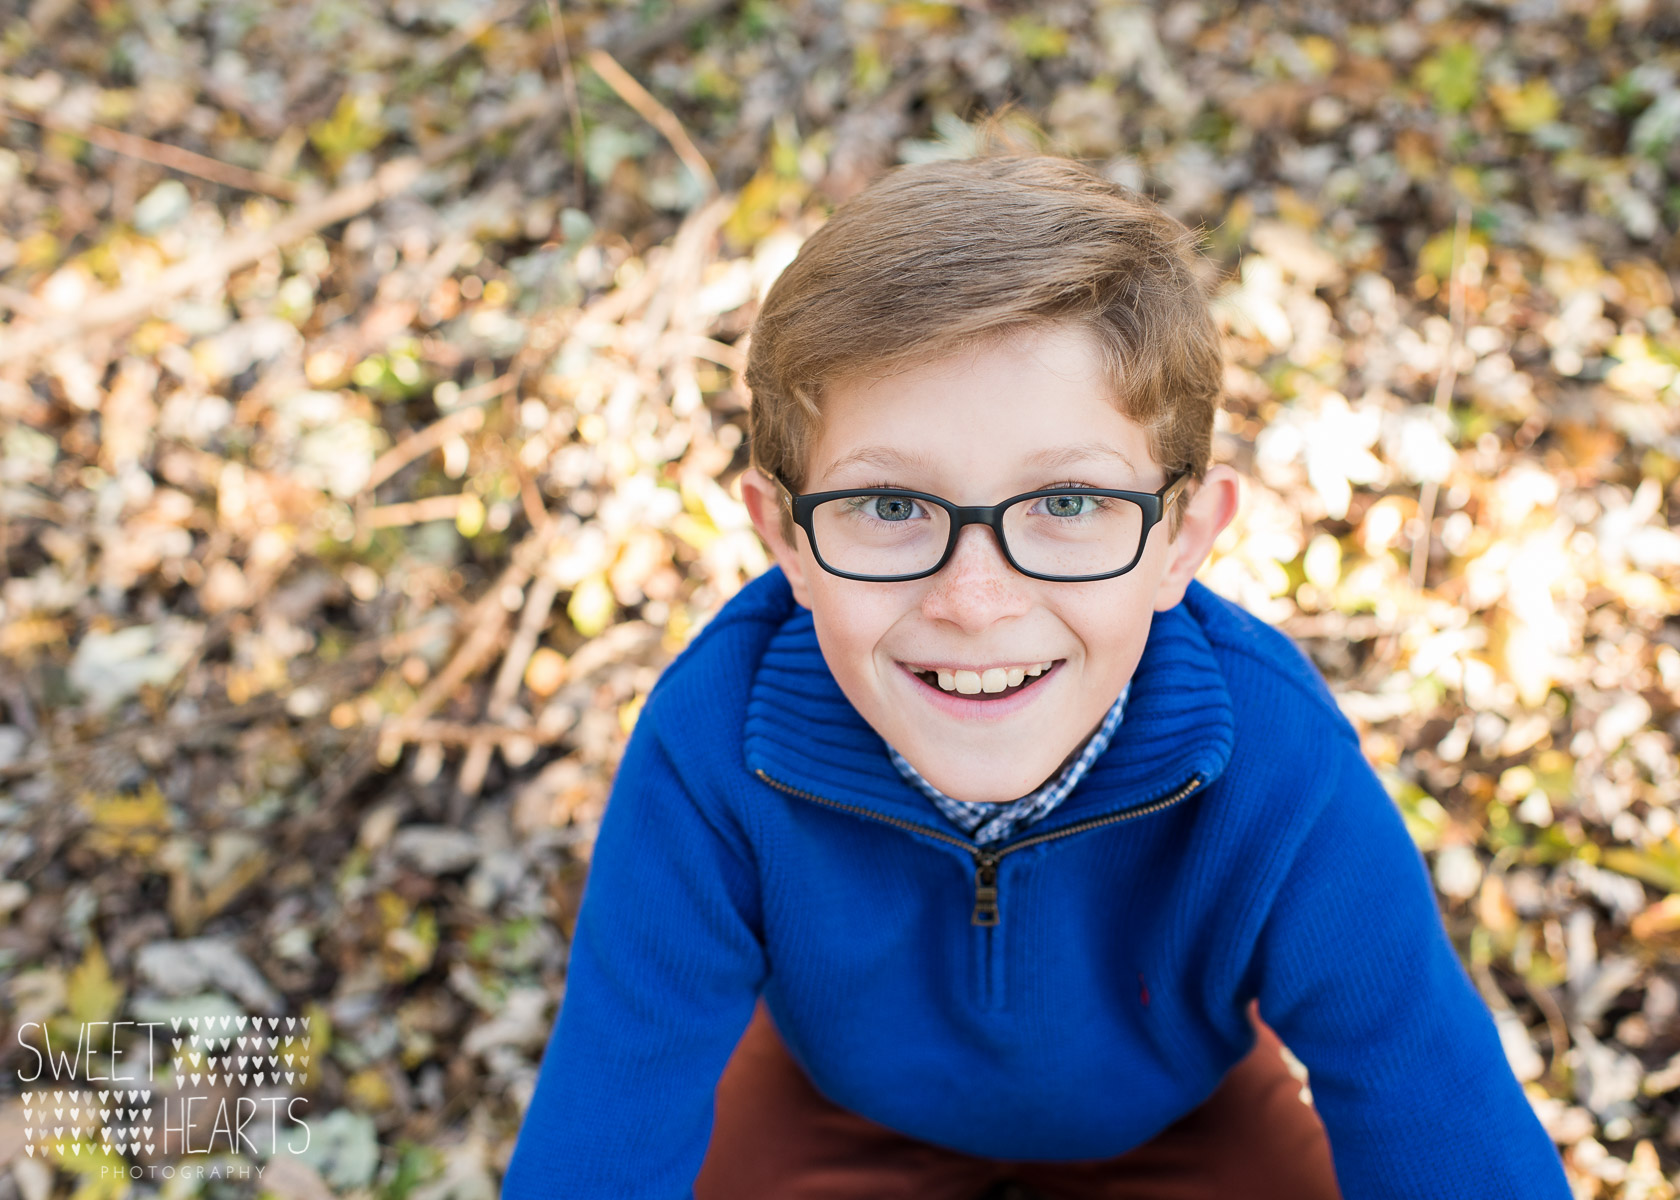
[{"x1": 2, "y1": 0, "x2": 1680, "y2": 1196}]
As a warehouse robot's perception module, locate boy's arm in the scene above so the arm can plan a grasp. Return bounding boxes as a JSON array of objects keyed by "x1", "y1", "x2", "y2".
[
  {"x1": 1252, "y1": 736, "x2": 1572, "y2": 1200},
  {"x1": 500, "y1": 712, "x2": 768, "y2": 1199}
]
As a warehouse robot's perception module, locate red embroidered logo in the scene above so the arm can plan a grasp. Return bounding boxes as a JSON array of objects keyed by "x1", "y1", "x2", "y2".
[{"x1": 1138, "y1": 973, "x2": 1150, "y2": 1006}]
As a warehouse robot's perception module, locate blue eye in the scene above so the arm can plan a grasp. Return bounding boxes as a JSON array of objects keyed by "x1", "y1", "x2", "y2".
[
  {"x1": 846, "y1": 495, "x2": 920, "y2": 521},
  {"x1": 1031, "y1": 492, "x2": 1109, "y2": 519}
]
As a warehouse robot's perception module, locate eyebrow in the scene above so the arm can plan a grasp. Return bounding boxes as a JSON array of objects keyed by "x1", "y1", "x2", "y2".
[{"x1": 821, "y1": 442, "x2": 1139, "y2": 478}]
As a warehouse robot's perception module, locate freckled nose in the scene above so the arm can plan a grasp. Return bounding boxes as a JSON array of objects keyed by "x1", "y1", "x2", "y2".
[{"x1": 920, "y1": 525, "x2": 1031, "y2": 628}]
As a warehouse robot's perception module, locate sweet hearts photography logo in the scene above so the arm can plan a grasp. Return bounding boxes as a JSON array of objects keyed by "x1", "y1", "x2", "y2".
[{"x1": 16, "y1": 1011, "x2": 315, "y2": 1173}]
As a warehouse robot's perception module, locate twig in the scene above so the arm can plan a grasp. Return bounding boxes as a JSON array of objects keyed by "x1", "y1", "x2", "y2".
[
  {"x1": 1409, "y1": 201, "x2": 1470, "y2": 592},
  {"x1": 0, "y1": 102, "x2": 299, "y2": 201},
  {"x1": 501, "y1": 385, "x2": 556, "y2": 535},
  {"x1": 0, "y1": 156, "x2": 420, "y2": 367},
  {"x1": 359, "y1": 494, "x2": 476, "y2": 530},
  {"x1": 314, "y1": 731, "x2": 382, "y2": 813},
  {"x1": 0, "y1": 87, "x2": 569, "y2": 369},
  {"x1": 457, "y1": 564, "x2": 561, "y2": 795},
  {"x1": 544, "y1": 0, "x2": 589, "y2": 212},
  {"x1": 1522, "y1": 974, "x2": 1572, "y2": 1082},
  {"x1": 399, "y1": 720, "x2": 565, "y2": 747},
  {"x1": 377, "y1": 523, "x2": 566, "y2": 764},
  {"x1": 0, "y1": 283, "x2": 48, "y2": 320},
  {"x1": 667, "y1": 332, "x2": 747, "y2": 373},
  {"x1": 633, "y1": 193, "x2": 734, "y2": 368},
  {"x1": 419, "y1": 0, "x2": 526, "y2": 70},
  {"x1": 361, "y1": 374, "x2": 511, "y2": 493},
  {"x1": 585, "y1": 48, "x2": 717, "y2": 196}
]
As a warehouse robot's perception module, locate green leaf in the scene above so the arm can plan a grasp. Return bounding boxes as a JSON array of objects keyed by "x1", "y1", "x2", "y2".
[
  {"x1": 1415, "y1": 42, "x2": 1481, "y2": 114},
  {"x1": 1602, "y1": 844, "x2": 1680, "y2": 894},
  {"x1": 1631, "y1": 92, "x2": 1680, "y2": 160},
  {"x1": 1007, "y1": 16, "x2": 1069, "y2": 60},
  {"x1": 308, "y1": 92, "x2": 387, "y2": 165},
  {"x1": 1389, "y1": 776, "x2": 1449, "y2": 852}
]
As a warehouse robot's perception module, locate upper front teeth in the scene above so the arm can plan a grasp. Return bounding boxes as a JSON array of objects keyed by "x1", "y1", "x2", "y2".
[{"x1": 932, "y1": 663, "x2": 1053, "y2": 693}]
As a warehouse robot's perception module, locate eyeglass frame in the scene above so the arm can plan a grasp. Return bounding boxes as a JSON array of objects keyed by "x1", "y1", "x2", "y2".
[{"x1": 761, "y1": 468, "x2": 1194, "y2": 583}]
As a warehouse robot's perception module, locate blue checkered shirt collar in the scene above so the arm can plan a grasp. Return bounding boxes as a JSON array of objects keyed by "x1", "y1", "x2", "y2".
[{"x1": 885, "y1": 680, "x2": 1132, "y2": 846}]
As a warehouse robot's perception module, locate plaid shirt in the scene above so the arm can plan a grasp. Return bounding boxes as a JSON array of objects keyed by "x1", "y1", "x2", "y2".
[{"x1": 886, "y1": 680, "x2": 1132, "y2": 846}]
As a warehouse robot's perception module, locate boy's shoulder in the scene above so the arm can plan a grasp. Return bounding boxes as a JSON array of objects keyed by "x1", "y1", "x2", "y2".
[{"x1": 1180, "y1": 579, "x2": 1357, "y2": 747}]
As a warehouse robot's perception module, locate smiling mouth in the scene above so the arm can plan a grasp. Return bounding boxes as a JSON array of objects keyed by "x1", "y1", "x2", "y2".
[{"x1": 905, "y1": 661, "x2": 1062, "y2": 701}]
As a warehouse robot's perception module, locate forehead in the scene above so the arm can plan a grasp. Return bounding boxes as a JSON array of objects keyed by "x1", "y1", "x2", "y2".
[
  {"x1": 821, "y1": 441, "x2": 1144, "y2": 480},
  {"x1": 804, "y1": 324, "x2": 1158, "y2": 489}
]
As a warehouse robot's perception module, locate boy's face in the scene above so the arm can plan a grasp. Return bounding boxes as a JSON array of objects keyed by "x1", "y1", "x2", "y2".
[{"x1": 741, "y1": 323, "x2": 1239, "y2": 804}]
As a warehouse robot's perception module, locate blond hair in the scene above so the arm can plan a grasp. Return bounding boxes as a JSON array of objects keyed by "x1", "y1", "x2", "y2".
[{"x1": 745, "y1": 152, "x2": 1224, "y2": 546}]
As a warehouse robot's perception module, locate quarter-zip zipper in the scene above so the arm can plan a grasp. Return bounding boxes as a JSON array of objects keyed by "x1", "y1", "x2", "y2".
[{"x1": 753, "y1": 768, "x2": 1204, "y2": 927}]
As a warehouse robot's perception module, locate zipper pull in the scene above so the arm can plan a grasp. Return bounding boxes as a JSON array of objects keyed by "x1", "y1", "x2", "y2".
[{"x1": 972, "y1": 854, "x2": 1000, "y2": 926}]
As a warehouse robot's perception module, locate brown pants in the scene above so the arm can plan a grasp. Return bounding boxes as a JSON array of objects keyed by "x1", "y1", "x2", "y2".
[{"x1": 696, "y1": 1000, "x2": 1342, "y2": 1200}]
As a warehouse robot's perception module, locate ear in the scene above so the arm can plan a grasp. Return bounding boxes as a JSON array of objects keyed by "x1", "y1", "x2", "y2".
[
  {"x1": 1152, "y1": 464, "x2": 1241, "y2": 612},
  {"x1": 738, "y1": 467, "x2": 816, "y2": 609}
]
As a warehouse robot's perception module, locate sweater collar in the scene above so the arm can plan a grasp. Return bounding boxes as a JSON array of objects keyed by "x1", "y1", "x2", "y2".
[{"x1": 742, "y1": 568, "x2": 1236, "y2": 834}]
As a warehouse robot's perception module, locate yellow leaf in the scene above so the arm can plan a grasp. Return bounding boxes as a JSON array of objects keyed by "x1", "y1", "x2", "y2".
[
  {"x1": 883, "y1": 1, "x2": 958, "y2": 30},
  {"x1": 663, "y1": 605, "x2": 693, "y2": 654},
  {"x1": 1303, "y1": 534, "x2": 1342, "y2": 589},
  {"x1": 1417, "y1": 225, "x2": 1489, "y2": 281},
  {"x1": 1490, "y1": 78, "x2": 1560, "y2": 133},
  {"x1": 567, "y1": 574, "x2": 616, "y2": 638},
  {"x1": 68, "y1": 939, "x2": 123, "y2": 1026},
  {"x1": 455, "y1": 494, "x2": 485, "y2": 538},
  {"x1": 1297, "y1": 34, "x2": 1338, "y2": 78},
  {"x1": 852, "y1": 38, "x2": 890, "y2": 95},
  {"x1": 304, "y1": 999, "x2": 332, "y2": 1060},
  {"x1": 16, "y1": 229, "x2": 60, "y2": 271},
  {"x1": 1497, "y1": 617, "x2": 1558, "y2": 711},
  {"x1": 346, "y1": 1066, "x2": 393, "y2": 1111},
  {"x1": 725, "y1": 170, "x2": 807, "y2": 247},
  {"x1": 79, "y1": 782, "x2": 173, "y2": 859},
  {"x1": 620, "y1": 693, "x2": 646, "y2": 734},
  {"x1": 672, "y1": 511, "x2": 720, "y2": 552},
  {"x1": 1273, "y1": 187, "x2": 1321, "y2": 230}
]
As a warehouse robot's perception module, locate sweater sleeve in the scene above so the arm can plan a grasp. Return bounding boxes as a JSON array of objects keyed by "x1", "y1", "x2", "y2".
[
  {"x1": 500, "y1": 712, "x2": 768, "y2": 1199},
  {"x1": 1252, "y1": 737, "x2": 1571, "y2": 1199}
]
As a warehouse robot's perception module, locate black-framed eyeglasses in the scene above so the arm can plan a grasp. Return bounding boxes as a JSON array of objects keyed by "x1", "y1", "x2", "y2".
[{"x1": 763, "y1": 469, "x2": 1192, "y2": 583}]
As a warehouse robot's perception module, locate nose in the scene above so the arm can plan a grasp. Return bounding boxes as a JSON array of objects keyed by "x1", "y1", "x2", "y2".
[{"x1": 918, "y1": 523, "x2": 1032, "y2": 631}]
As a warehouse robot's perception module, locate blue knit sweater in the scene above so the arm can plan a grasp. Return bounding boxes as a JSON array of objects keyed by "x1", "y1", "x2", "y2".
[{"x1": 502, "y1": 566, "x2": 1571, "y2": 1198}]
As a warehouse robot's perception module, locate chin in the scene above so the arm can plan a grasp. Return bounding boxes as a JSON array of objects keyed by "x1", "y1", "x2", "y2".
[{"x1": 920, "y1": 762, "x2": 1043, "y2": 805}]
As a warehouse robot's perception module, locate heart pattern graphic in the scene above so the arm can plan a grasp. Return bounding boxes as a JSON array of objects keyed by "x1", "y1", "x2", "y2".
[
  {"x1": 23, "y1": 1011, "x2": 314, "y2": 1162},
  {"x1": 172, "y1": 1036, "x2": 310, "y2": 1086},
  {"x1": 18, "y1": 1088, "x2": 153, "y2": 1160}
]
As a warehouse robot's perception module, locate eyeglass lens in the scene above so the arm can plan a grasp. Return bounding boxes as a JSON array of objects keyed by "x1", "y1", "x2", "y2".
[{"x1": 808, "y1": 492, "x2": 1145, "y2": 579}]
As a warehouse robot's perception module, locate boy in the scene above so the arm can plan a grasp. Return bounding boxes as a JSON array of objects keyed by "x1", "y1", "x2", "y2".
[{"x1": 502, "y1": 154, "x2": 1572, "y2": 1197}]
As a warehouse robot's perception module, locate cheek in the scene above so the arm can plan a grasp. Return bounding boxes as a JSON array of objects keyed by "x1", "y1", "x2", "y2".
[
  {"x1": 1064, "y1": 583, "x2": 1152, "y2": 664},
  {"x1": 809, "y1": 587, "x2": 900, "y2": 674}
]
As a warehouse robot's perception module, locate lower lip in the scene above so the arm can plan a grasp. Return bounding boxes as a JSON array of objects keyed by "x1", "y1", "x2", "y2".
[{"x1": 897, "y1": 661, "x2": 1064, "y2": 721}]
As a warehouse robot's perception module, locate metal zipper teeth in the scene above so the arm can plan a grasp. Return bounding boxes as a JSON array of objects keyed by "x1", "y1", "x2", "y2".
[{"x1": 753, "y1": 768, "x2": 1203, "y2": 926}]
